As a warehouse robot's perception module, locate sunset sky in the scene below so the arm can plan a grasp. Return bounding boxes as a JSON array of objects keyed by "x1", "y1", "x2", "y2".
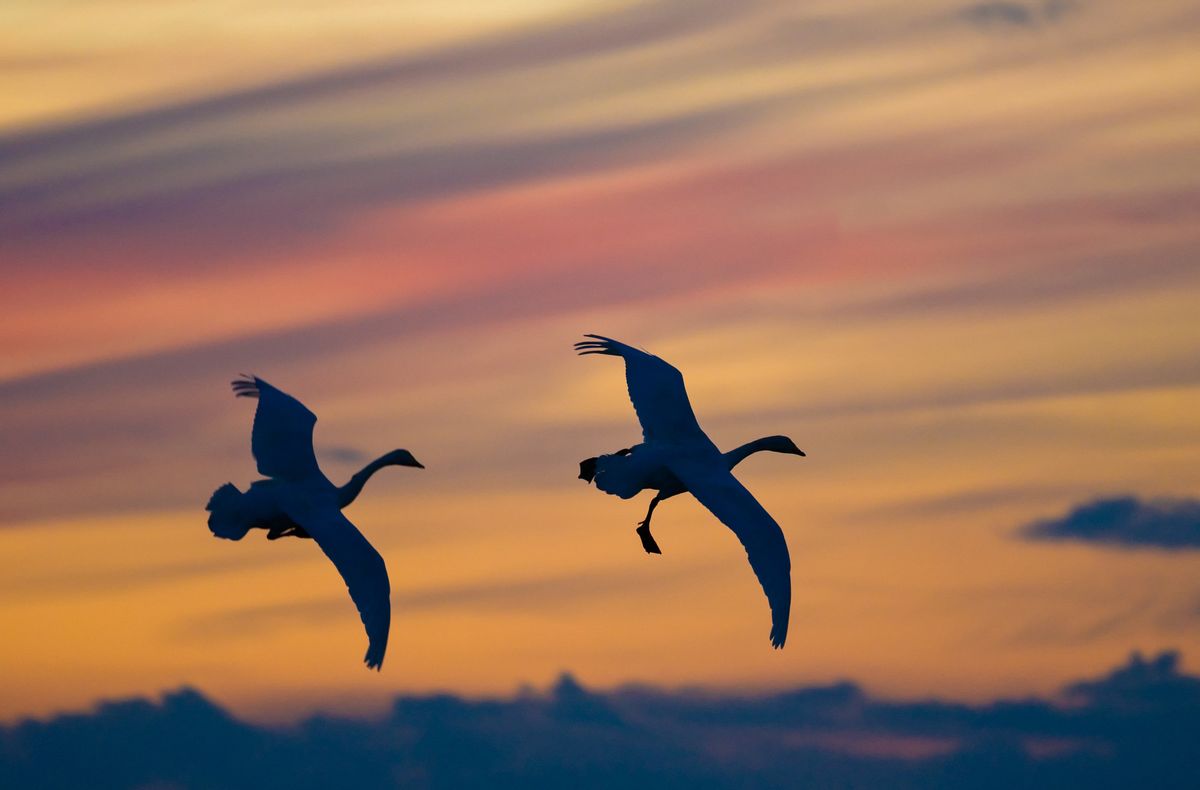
[{"x1": 2, "y1": 0, "x2": 1199, "y2": 725}]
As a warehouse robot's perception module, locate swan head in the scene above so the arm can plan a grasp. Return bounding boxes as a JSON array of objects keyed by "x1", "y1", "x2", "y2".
[
  {"x1": 763, "y1": 436, "x2": 806, "y2": 456},
  {"x1": 381, "y1": 449, "x2": 425, "y2": 469}
]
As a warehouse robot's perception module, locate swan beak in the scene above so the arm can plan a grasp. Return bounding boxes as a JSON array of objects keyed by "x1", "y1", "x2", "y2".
[
  {"x1": 405, "y1": 457, "x2": 425, "y2": 469},
  {"x1": 794, "y1": 449, "x2": 806, "y2": 457}
]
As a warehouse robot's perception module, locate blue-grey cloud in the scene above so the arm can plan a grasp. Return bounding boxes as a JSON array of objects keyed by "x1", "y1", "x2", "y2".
[
  {"x1": 320, "y1": 446, "x2": 368, "y2": 464},
  {"x1": 966, "y1": 1, "x2": 1036, "y2": 27},
  {"x1": 0, "y1": 100, "x2": 769, "y2": 262},
  {"x1": 1023, "y1": 496, "x2": 1200, "y2": 550},
  {"x1": 1064, "y1": 650, "x2": 1196, "y2": 712},
  {"x1": 2, "y1": 651, "x2": 1197, "y2": 789},
  {"x1": 963, "y1": 0, "x2": 1077, "y2": 30}
]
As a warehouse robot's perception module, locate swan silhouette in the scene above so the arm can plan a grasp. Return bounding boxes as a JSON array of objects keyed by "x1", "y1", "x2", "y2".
[
  {"x1": 205, "y1": 376, "x2": 423, "y2": 670},
  {"x1": 575, "y1": 335, "x2": 803, "y2": 648}
]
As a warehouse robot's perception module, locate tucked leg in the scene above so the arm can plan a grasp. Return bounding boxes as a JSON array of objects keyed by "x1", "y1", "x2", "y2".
[{"x1": 636, "y1": 493, "x2": 664, "y2": 555}]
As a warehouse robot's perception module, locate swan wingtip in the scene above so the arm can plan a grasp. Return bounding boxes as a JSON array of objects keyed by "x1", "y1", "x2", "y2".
[
  {"x1": 364, "y1": 646, "x2": 385, "y2": 671},
  {"x1": 230, "y1": 375, "x2": 261, "y2": 398}
]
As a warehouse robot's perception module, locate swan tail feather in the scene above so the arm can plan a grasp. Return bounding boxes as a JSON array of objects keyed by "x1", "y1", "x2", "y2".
[
  {"x1": 206, "y1": 483, "x2": 252, "y2": 540},
  {"x1": 592, "y1": 451, "x2": 645, "y2": 499}
]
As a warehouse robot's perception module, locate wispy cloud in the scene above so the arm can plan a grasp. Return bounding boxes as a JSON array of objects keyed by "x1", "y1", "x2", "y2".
[
  {"x1": 0, "y1": 1, "x2": 778, "y2": 246},
  {"x1": 962, "y1": 0, "x2": 1077, "y2": 30},
  {"x1": 0, "y1": 553, "x2": 280, "y2": 601},
  {"x1": 180, "y1": 564, "x2": 722, "y2": 640}
]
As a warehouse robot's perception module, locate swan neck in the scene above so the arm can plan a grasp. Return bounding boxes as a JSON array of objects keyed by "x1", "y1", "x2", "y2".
[
  {"x1": 723, "y1": 437, "x2": 782, "y2": 469},
  {"x1": 337, "y1": 455, "x2": 392, "y2": 508}
]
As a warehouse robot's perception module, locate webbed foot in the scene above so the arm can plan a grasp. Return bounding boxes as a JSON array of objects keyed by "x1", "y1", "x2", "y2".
[{"x1": 636, "y1": 523, "x2": 662, "y2": 555}]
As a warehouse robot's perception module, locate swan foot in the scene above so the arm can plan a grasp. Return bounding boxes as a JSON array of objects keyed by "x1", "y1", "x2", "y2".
[{"x1": 636, "y1": 522, "x2": 662, "y2": 555}]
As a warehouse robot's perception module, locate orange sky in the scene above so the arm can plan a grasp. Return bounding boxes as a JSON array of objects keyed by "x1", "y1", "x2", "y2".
[{"x1": 2, "y1": 0, "x2": 1199, "y2": 723}]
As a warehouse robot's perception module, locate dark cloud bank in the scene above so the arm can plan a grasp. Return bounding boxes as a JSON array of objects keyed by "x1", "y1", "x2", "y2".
[
  {"x1": 1024, "y1": 496, "x2": 1200, "y2": 549},
  {"x1": 3, "y1": 652, "x2": 1199, "y2": 789}
]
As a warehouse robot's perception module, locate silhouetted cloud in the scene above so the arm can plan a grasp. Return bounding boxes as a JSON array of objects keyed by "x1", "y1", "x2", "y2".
[
  {"x1": 3, "y1": 651, "x2": 1198, "y2": 789},
  {"x1": 1023, "y1": 496, "x2": 1200, "y2": 550},
  {"x1": 1065, "y1": 650, "x2": 1199, "y2": 710}
]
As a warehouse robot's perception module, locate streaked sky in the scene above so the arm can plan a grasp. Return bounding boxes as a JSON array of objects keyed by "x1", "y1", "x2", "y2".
[{"x1": 2, "y1": 0, "x2": 1199, "y2": 723}]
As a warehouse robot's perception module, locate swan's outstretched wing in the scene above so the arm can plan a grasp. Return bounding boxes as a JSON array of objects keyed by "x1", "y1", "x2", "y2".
[
  {"x1": 666, "y1": 458, "x2": 791, "y2": 648},
  {"x1": 574, "y1": 334, "x2": 703, "y2": 441},
  {"x1": 232, "y1": 376, "x2": 320, "y2": 481},
  {"x1": 278, "y1": 494, "x2": 391, "y2": 669}
]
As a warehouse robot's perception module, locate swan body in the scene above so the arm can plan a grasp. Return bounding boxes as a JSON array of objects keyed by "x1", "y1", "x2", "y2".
[
  {"x1": 580, "y1": 435, "x2": 803, "y2": 501},
  {"x1": 575, "y1": 335, "x2": 804, "y2": 648},
  {"x1": 205, "y1": 376, "x2": 422, "y2": 669}
]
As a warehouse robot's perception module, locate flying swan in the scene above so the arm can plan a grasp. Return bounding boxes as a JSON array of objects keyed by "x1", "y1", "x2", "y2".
[
  {"x1": 205, "y1": 376, "x2": 423, "y2": 669},
  {"x1": 575, "y1": 335, "x2": 804, "y2": 648}
]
